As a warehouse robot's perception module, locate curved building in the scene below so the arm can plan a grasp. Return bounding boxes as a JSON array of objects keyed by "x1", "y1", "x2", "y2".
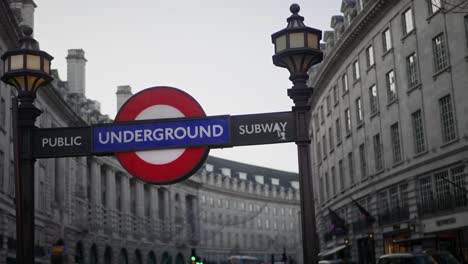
[
  {"x1": 0, "y1": 1, "x2": 301, "y2": 264},
  {"x1": 309, "y1": 0, "x2": 468, "y2": 263}
]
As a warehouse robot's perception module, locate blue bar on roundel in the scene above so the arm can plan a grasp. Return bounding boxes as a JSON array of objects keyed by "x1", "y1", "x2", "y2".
[{"x1": 92, "y1": 116, "x2": 230, "y2": 153}]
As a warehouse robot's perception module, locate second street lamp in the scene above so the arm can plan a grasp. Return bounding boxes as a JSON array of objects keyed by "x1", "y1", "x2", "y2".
[
  {"x1": 271, "y1": 4, "x2": 323, "y2": 264},
  {"x1": 1, "y1": 26, "x2": 54, "y2": 264}
]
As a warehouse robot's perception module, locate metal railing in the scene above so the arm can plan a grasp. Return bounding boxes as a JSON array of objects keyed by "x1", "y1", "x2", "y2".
[
  {"x1": 378, "y1": 206, "x2": 410, "y2": 226},
  {"x1": 418, "y1": 193, "x2": 468, "y2": 216}
]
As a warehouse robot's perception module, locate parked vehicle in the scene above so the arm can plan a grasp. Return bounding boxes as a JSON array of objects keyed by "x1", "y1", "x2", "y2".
[
  {"x1": 425, "y1": 251, "x2": 461, "y2": 264},
  {"x1": 377, "y1": 252, "x2": 461, "y2": 264},
  {"x1": 319, "y1": 260, "x2": 345, "y2": 264}
]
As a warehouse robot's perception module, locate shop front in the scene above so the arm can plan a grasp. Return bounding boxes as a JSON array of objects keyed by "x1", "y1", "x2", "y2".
[{"x1": 383, "y1": 230, "x2": 411, "y2": 254}]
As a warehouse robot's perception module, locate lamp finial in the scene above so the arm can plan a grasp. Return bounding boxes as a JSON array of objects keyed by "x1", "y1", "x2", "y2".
[
  {"x1": 21, "y1": 25, "x2": 33, "y2": 37},
  {"x1": 290, "y1": 4, "x2": 300, "y2": 14}
]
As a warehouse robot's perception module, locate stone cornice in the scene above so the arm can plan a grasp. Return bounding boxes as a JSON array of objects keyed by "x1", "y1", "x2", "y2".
[
  {"x1": 0, "y1": 0, "x2": 21, "y2": 48},
  {"x1": 199, "y1": 183, "x2": 299, "y2": 205},
  {"x1": 310, "y1": 0, "x2": 400, "y2": 107}
]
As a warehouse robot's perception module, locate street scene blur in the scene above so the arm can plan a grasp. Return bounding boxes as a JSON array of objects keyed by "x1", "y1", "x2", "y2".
[{"x1": 1, "y1": 0, "x2": 468, "y2": 264}]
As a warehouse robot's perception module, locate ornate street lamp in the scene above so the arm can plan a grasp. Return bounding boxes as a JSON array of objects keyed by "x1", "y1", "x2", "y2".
[
  {"x1": 1, "y1": 25, "x2": 54, "y2": 264},
  {"x1": 271, "y1": 4, "x2": 323, "y2": 264}
]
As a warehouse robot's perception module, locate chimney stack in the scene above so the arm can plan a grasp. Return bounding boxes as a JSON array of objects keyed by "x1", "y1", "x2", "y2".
[
  {"x1": 116, "y1": 85, "x2": 133, "y2": 111},
  {"x1": 10, "y1": 0, "x2": 36, "y2": 30},
  {"x1": 66, "y1": 49, "x2": 87, "y2": 95}
]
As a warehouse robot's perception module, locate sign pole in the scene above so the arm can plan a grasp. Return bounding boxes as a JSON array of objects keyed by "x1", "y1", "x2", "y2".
[{"x1": 289, "y1": 79, "x2": 319, "y2": 264}]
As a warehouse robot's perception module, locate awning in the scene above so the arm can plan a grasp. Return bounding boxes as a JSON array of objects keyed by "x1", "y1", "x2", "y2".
[{"x1": 318, "y1": 245, "x2": 347, "y2": 257}]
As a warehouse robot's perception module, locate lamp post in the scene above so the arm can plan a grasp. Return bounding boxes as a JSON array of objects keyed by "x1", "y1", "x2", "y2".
[
  {"x1": 1, "y1": 26, "x2": 54, "y2": 264},
  {"x1": 271, "y1": 4, "x2": 323, "y2": 264}
]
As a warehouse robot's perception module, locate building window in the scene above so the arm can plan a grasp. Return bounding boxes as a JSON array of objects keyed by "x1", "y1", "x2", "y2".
[
  {"x1": 359, "y1": 144, "x2": 367, "y2": 178},
  {"x1": 342, "y1": 73, "x2": 349, "y2": 93},
  {"x1": 366, "y1": 45, "x2": 375, "y2": 68},
  {"x1": 320, "y1": 105, "x2": 325, "y2": 124},
  {"x1": 271, "y1": 178, "x2": 279, "y2": 185},
  {"x1": 0, "y1": 97, "x2": 5, "y2": 129},
  {"x1": 339, "y1": 160, "x2": 345, "y2": 191},
  {"x1": 373, "y1": 134, "x2": 384, "y2": 171},
  {"x1": 433, "y1": 33, "x2": 449, "y2": 72},
  {"x1": 353, "y1": 60, "x2": 360, "y2": 81},
  {"x1": 326, "y1": 94, "x2": 331, "y2": 114},
  {"x1": 465, "y1": 15, "x2": 468, "y2": 48},
  {"x1": 439, "y1": 95, "x2": 457, "y2": 143},
  {"x1": 331, "y1": 167, "x2": 337, "y2": 197},
  {"x1": 391, "y1": 123, "x2": 402, "y2": 163},
  {"x1": 412, "y1": 110, "x2": 426, "y2": 154},
  {"x1": 407, "y1": 53, "x2": 419, "y2": 87},
  {"x1": 419, "y1": 176, "x2": 434, "y2": 213},
  {"x1": 328, "y1": 127, "x2": 334, "y2": 152},
  {"x1": 0, "y1": 151, "x2": 3, "y2": 190},
  {"x1": 325, "y1": 172, "x2": 329, "y2": 200},
  {"x1": 333, "y1": 85, "x2": 339, "y2": 106},
  {"x1": 319, "y1": 177, "x2": 325, "y2": 203},
  {"x1": 336, "y1": 118, "x2": 342, "y2": 144},
  {"x1": 369, "y1": 85, "x2": 379, "y2": 115},
  {"x1": 9, "y1": 160, "x2": 14, "y2": 196},
  {"x1": 386, "y1": 70, "x2": 397, "y2": 103},
  {"x1": 429, "y1": 0, "x2": 442, "y2": 15},
  {"x1": 322, "y1": 134, "x2": 327, "y2": 160},
  {"x1": 314, "y1": 113, "x2": 320, "y2": 130},
  {"x1": 317, "y1": 140, "x2": 322, "y2": 162},
  {"x1": 402, "y1": 8, "x2": 414, "y2": 35},
  {"x1": 382, "y1": 28, "x2": 392, "y2": 52},
  {"x1": 355, "y1": 97, "x2": 363, "y2": 125},
  {"x1": 238, "y1": 172, "x2": 247, "y2": 180},
  {"x1": 348, "y1": 152, "x2": 355, "y2": 185},
  {"x1": 255, "y1": 175, "x2": 264, "y2": 184},
  {"x1": 344, "y1": 108, "x2": 351, "y2": 134}
]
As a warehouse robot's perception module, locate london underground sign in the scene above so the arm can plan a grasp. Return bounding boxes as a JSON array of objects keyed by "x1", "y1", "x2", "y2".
[
  {"x1": 113, "y1": 87, "x2": 212, "y2": 184},
  {"x1": 32, "y1": 86, "x2": 297, "y2": 184}
]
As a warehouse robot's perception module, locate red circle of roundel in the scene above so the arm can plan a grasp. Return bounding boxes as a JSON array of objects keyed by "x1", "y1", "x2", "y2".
[{"x1": 115, "y1": 86, "x2": 209, "y2": 184}]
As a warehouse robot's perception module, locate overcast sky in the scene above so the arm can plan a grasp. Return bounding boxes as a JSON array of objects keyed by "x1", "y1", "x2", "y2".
[{"x1": 34, "y1": 0, "x2": 342, "y2": 173}]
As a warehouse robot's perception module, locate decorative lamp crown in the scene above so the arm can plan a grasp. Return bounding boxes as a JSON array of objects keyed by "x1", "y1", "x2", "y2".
[
  {"x1": 1, "y1": 26, "x2": 54, "y2": 98},
  {"x1": 271, "y1": 4, "x2": 323, "y2": 77}
]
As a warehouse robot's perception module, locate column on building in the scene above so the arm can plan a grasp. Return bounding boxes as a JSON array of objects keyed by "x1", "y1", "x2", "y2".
[
  {"x1": 180, "y1": 195, "x2": 187, "y2": 240},
  {"x1": 120, "y1": 174, "x2": 131, "y2": 235},
  {"x1": 89, "y1": 159, "x2": 102, "y2": 228},
  {"x1": 135, "y1": 180, "x2": 145, "y2": 234},
  {"x1": 54, "y1": 158, "x2": 66, "y2": 206},
  {"x1": 105, "y1": 166, "x2": 116, "y2": 230},
  {"x1": 164, "y1": 188, "x2": 171, "y2": 239},
  {"x1": 150, "y1": 186, "x2": 159, "y2": 235}
]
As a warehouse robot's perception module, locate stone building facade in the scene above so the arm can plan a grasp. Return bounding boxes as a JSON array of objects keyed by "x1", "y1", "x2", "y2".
[
  {"x1": 309, "y1": 0, "x2": 468, "y2": 263},
  {"x1": 0, "y1": 1, "x2": 302, "y2": 263}
]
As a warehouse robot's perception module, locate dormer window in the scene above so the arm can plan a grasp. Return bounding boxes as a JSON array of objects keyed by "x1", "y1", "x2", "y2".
[
  {"x1": 271, "y1": 178, "x2": 279, "y2": 185},
  {"x1": 291, "y1": 181, "x2": 299, "y2": 189},
  {"x1": 238, "y1": 172, "x2": 247, "y2": 180},
  {"x1": 205, "y1": 164, "x2": 214, "y2": 172},
  {"x1": 221, "y1": 168, "x2": 231, "y2": 177},
  {"x1": 255, "y1": 175, "x2": 264, "y2": 184}
]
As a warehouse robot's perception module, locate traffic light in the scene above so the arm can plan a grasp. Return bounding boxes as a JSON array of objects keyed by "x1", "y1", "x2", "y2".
[
  {"x1": 191, "y1": 249, "x2": 197, "y2": 264},
  {"x1": 190, "y1": 248, "x2": 204, "y2": 264}
]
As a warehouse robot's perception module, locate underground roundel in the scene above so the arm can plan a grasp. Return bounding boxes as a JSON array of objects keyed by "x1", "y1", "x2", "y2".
[{"x1": 115, "y1": 86, "x2": 210, "y2": 184}]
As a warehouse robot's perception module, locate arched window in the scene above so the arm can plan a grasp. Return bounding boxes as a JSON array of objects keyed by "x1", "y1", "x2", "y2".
[
  {"x1": 104, "y1": 246, "x2": 113, "y2": 264},
  {"x1": 89, "y1": 244, "x2": 98, "y2": 264},
  {"x1": 75, "y1": 241, "x2": 84, "y2": 264},
  {"x1": 119, "y1": 249, "x2": 128, "y2": 264},
  {"x1": 147, "y1": 251, "x2": 157, "y2": 264}
]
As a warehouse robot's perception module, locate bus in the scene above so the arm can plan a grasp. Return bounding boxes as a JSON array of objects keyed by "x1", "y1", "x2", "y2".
[{"x1": 227, "y1": 256, "x2": 262, "y2": 264}]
